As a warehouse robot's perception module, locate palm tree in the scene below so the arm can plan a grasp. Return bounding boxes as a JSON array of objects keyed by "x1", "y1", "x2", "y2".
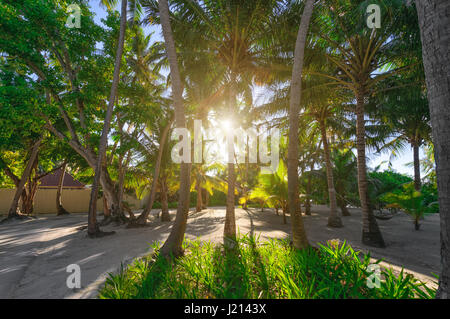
[
  {"x1": 152, "y1": 0, "x2": 284, "y2": 246},
  {"x1": 332, "y1": 148, "x2": 358, "y2": 216},
  {"x1": 157, "y1": 0, "x2": 191, "y2": 257},
  {"x1": 311, "y1": 0, "x2": 419, "y2": 247},
  {"x1": 287, "y1": 0, "x2": 314, "y2": 250},
  {"x1": 250, "y1": 160, "x2": 289, "y2": 224},
  {"x1": 190, "y1": 162, "x2": 228, "y2": 213},
  {"x1": 303, "y1": 78, "x2": 346, "y2": 227},
  {"x1": 317, "y1": 109, "x2": 343, "y2": 227},
  {"x1": 415, "y1": 0, "x2": 450, "y2": 299},
  {"x1": 372, "y1": 78, "x2": 431, "y2": 191}
]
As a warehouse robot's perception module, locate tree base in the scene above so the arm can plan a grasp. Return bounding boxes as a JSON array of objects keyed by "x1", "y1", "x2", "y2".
[
  {"x1": 362, "y1": 230, "x2": 386, "y2": 248},
  {"x1": 161, "y1": 212, "x2": 171, "y2": 222},
  {"x1": 341, "y1": 209, "x2": 351, "y2": 216},
  {"x1": 327, "y1": 216, "x2": 343, "y2": 228},
  {"x1": 126, "y1": 220, "x2": 152, "y2": 228},
  {"x1": 0, "y1": 213, "x2": 35, "y2": 224},
  {"x1": 414, "y1": 221, "x2": 421, "y2": 231},
  {"x1": 99, "y1": 215, "x2": 113, "y2": 226},
  {"x1": 87, "y1": 229, "x2": 116, "y2": 238},
  {"x1": 56, "y1": 207, "x2": 70, "y2": 216}
]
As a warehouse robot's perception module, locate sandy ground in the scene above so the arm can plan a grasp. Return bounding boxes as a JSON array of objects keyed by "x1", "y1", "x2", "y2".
[{"x1": 0, "y1": 205, "x2": 440, "y2": 299}]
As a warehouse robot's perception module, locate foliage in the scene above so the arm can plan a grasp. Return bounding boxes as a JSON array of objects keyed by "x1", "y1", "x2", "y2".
[
  {"x1": 381, "y1": 182, "x2": 438, "y2": 229},
  {"x1": 368, "y1": 170, "x2": 413, "y2": 210},
  {"x1": 248, "y1": 160, "x2": 288, "y2": 212},
  {"x1": 99, "y1": 236, "x2": 436, "y2": 299}
]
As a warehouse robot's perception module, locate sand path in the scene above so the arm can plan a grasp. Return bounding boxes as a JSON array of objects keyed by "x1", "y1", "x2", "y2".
[{"x1": 0, "y1": 205, "x2": 440, "y2": 298}]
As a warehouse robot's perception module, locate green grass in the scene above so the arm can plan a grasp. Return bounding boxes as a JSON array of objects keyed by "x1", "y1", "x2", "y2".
[{"x1": 98, "y1": 236, "x2": 436, "y2": 299}]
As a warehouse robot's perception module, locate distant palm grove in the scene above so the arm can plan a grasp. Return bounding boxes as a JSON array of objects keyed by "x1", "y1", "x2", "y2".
[{"x1": 0, "y1": 0, "x2": 449, "y2": 299}]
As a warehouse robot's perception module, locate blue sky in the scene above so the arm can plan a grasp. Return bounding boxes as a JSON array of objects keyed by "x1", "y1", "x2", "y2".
[{"x1": 87, "y1": 1, "x2": 420, "y2": 177}]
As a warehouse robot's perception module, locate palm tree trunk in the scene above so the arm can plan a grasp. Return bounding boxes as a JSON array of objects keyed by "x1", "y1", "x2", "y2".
[
  {"x1": 223, "y1": 75, "x2": 237, "y2": 246},
  {"x1": 415, "y1": 0, "x2": 450, "y2": 299},
  {"x1": 7, "y1": 138, "x2": 42, "y2": 218},
  {"x1": 160, "y1": 176, "x2": 171, "y2": 221},
  {"x1": 412, "y1": 142, "x2": 421, "y2": 191},
  {"x1": 243, "y1": 137, "x2": 249, "y2": 210},
  {"x1": 117, "y1": 150, "x2": 131, "y2": 217},
  {"x1": 287, "y1": 0, "x2": 314, "y2": 250},
  {"x1": 202, "y1": 189, "x2": 208, "y2": 209},
  {"x1": 305, "y1": 164, "x2": 313, "y2": 216},
  {"x1": 158, "y1": 0, "x2": 191, "y2": 258},
  {"x1": 87, "y1": 0, "x2": 128, "y2": 237},
  {"x1": 320, "y1": 120, "x2": 342, "y2": 228},
  {"x1": 56, "y1": 162, "x2": 69, "y2": 215},
  {"x1": 355, "y1": 91, "x2": 385, "y2": 247},
  {"x1": 130, "y1": 120, "x2": 172, "y2": 226},
  {"x1": 196, "y1": 175, "x2": 202, "y2": 212}
]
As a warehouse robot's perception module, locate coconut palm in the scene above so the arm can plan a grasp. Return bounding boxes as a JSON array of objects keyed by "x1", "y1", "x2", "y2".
[
  {"x1": 156, "y1": 0, "x2": 191, "y2": 257},
  {"x1": 332, "y1": 148, "x2": 358, "y2": 216},
  {"x1": 311, "y1": 0, "x2": 422, "y2": 247},
  {"x1": 372, "y1": 76, "x2": 431, "y2": 191},
  {"x1": 287, "y1": 0, "x2": 315, "y2": 249},
  {"x1": 145, "y1": 0, "x2": 286, "y2": 246}
]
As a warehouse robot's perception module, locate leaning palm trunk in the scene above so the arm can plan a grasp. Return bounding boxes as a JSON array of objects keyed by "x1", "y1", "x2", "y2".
[
  {"x1": 7, "y1": 137, "x2": 42, "y2": 219},
  {"x1": 87, "y1": 0, "x2": 128, "y2": 237},
  {"x1": 56, "y1": 162, "x2": 70, "y2": 215},
  {"x1": 355, "y1": 92, "x2": 385, "y2": 247},
  {"x1": 415, "y1": 0, "x2": 450, "y2": 299},
  {"x1": 286, "y1": 0, "x2": 314, "y2": 250},
  {"x1": 158, "y1": 0, "x2": 191, "y2": 258},
  {"x1": 319, "y1": 120, "x2": 342, "y2": 228},
  {"x1": 129, "y1": 120, "x2": 172, "y2": 226}
]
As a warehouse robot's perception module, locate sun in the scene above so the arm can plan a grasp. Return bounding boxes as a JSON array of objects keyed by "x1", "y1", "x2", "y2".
[{"x1": 220, "y1": 119, "x2": 233, "y2": 132}]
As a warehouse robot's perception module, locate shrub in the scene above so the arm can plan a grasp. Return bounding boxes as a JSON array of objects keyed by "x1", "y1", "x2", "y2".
[{"x1": 98, "y1": 236, "x2": 436, "y2": 299}]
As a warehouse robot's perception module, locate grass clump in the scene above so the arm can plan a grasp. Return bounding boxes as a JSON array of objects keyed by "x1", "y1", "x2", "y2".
[{"x1": 98, "y1": 236, "x2": 436, "y2": 299}]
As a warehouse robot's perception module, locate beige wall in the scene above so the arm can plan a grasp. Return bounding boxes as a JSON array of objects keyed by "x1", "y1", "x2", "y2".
[{"x1": 0, "y1": 188, "x2": 142, "y2": 214}]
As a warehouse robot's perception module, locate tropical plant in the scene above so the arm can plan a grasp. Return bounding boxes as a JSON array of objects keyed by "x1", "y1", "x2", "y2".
[
  {"x1": 381, "y1": 182, "x2": 438, "y2": 230},
  {"x1": 250, "y1": 160, "x2": 289, "y2": 224}
]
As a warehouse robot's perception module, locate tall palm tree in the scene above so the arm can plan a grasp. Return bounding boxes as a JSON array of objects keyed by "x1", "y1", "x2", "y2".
[
  {"x1": 332, "y1": 148, "x2": 358, "y2": 216},
  {"x1": 311, "y1": 0, "x2": 419, "y2": 247},
  {"x1": 372, "y1": 79, "x2": 431, "y2": 191},
  {"x1": 415, "y1": 0, "x2": 450, "y2": 299},
  {"x1": 151, "y1": 0, "x2": 283, "y2": 246},
  {"x1": 158, "y1": 0, "x2": 191, "y2": 257},
  {"x1": 314, "y1": 106, "x2": 343, "y2": 227},
  {"x1": 287, "y1": 0, "x2": 314, "y2": 250}
]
